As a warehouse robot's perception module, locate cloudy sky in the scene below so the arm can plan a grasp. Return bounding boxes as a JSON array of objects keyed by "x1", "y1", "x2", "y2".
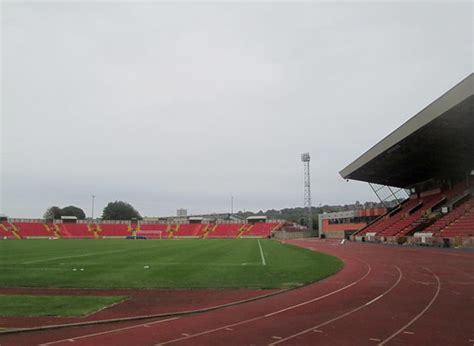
[{"x1": 1, "y1": 1, "x2": 472, "y2": 218}]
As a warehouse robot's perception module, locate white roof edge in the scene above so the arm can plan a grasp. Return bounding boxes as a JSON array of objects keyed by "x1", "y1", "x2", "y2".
[
  {"x1": 247, "y1": 215, "x2": 267, "y2": 219},
  {"x1": 340, "y1": 73, "x2": 474, "y2": 179}
]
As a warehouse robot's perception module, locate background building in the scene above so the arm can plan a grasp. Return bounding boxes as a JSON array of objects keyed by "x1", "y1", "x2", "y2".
[
  {"x1": 176, "y1": 209, "x2": 187, "y2": 217},
  {"x1": 318, "y1": 208, "x2": 386, "y2": 239}
]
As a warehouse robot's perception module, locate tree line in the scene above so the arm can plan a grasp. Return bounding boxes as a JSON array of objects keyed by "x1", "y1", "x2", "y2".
[{"x1": 43, "y1": 201, "x2": 142, "y2": 221}]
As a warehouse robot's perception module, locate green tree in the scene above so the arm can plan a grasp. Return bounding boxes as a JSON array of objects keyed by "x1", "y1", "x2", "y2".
[
  {"x1": 102, "y1": 201, "x2": 142, "y2": 220},
  {"x1": 43, "y1": 206, "x2": 62, "y2": 220},
  {"x1": 61, "y1": 206, "x2": 86, "y2": 220}
]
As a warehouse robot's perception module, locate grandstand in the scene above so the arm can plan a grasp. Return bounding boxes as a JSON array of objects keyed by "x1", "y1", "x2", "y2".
[
  {"x1": 340, "y1": 73, "x2": 474, "y2": 245},
  {"x1": 0, "y1": 218, "x2": 281, "y2": 240}
]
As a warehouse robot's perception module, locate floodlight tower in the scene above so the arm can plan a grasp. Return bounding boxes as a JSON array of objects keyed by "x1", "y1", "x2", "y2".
[{"x1": 301, "y1": 153, "x2": 313, "y2": 231}]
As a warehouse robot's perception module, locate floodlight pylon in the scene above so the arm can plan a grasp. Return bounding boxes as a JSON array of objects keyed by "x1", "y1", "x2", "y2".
[{"x1": 301, "y1": 153, "x2": 313, "y2": 231}]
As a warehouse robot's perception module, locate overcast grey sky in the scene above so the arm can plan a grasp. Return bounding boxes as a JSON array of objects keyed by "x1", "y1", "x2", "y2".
[{"x1": 1, "y1": 1, "x2": 472, "y2": 218}]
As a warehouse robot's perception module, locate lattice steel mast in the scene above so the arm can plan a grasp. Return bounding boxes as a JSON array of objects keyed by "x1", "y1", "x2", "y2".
[{"x1": 301, "y1": 153, "x2": 312, "y2": 230}]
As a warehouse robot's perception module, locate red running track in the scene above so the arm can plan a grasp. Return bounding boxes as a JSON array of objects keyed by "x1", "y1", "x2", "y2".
[{"x1": 1, "y1": 239, "x2": 473, "y2": 346}]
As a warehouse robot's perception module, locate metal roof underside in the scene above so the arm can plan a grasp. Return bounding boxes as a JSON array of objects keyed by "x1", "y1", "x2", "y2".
[{"x1": 340, "y1": 74, "x2": 474, "y2": 188}]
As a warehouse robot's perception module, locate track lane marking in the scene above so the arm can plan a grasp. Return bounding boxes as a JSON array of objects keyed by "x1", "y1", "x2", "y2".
[
  {"x1": 155, "y1": 259, "x2": 372, "y2": 346},
  {"x1": 265, "y1": 261, "x2": 372, "y2": 317},
  {"x1": 404, "y1": 249, "x2": 474, "y2": 259},
  {"x1": 38, "y1": 317, "x2": 179, "y2": 345},
  {"x1": 378, "y1": 267, "x2": 441, "y2": 346},
  {"x1": 258, "y1": 240, "x2": 266, "y2": 266},
  {"x1": 269, "y1": 265, "x2": 403, "y2": 345}
]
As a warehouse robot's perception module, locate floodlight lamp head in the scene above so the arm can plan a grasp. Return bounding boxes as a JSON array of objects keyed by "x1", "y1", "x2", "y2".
[{"x1": 301, "y1": 153, "x2": 310, "y2": 162}]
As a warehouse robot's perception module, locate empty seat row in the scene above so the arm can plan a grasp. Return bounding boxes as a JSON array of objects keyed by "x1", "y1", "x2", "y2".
[
  {"x1": 358, "y1": 183, "x2": 471, "y2": 238},
  {"x1": 1, "y1": 222, "x2": 280, "y2": 239}
]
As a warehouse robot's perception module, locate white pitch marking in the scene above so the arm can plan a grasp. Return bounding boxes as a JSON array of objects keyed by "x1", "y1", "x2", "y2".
[
  {"x1": 313, "y1": 329, "x2": 323, "y2": 333},
  {"x1": 378, "y1": 267, "x2": 441, "y2": 346},
  {"x1": 257, "y1": 240, "x2": 266, "y2": 266},
  {"x1": 369, "y1": 338, "x2": 381, "y2": 342},
  {"x1": 23, "y1": 250, "x2": 127, "y2": 264},
  {"x1": 39, "y1": 317, "x2": 179, "y2": 345},
  {"x1": 403, "y1": 331, "x2": 415, "y2": 335},
  {"x1": 0, "y1": 267, "x2": 64, "y2": 271}
]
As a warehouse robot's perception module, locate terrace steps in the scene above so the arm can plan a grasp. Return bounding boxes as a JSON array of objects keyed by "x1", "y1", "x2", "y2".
[
  {"x1": 11, "y1": 224, "x2": 22, "y2": 239},
  {"x1": 43, "y1": 224, "x2": 60, "y2": 238},
  {"x1": 238, "y1": 224, "x2": 249, "y2": 238},
  {"x1": 87, "y1": 224, "x2": 102, "y2": 239},
  {"x1": 0, "y1": 223, "x2": 16, "y2": 239}
]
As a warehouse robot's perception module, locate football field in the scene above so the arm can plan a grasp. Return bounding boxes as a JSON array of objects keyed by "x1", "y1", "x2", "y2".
[{"x1": 0, "y1": 239, "x2": 342, "y2": 289}]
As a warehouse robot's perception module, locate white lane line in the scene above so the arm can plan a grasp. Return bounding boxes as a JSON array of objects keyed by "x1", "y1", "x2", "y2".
[
  {"x1": 378, "y1": 267, "x2": 441, "y2": 346},
  {"x1": 155, "y1": 259, "x2": 372, "y2": 346},
  {"x1": 269, "y1": 265, "x2": 403, "y2": 346},
  {"x1": 449, "y1": 266, "x2": 474, "y2": 280},
  {"x1": 258, "y1": 240, "x2": 266, "y2": 266},
  {"x1": 364, "y1": 294, "x2": 385, "y2": 306},
  {"x1": 403, "y1": 331, "x2": 415, "y2": 335},
  {"x1": 265, "y1": 262, "x2": 372, "y2": 317},
  {"x1": 369, "y1": 338, "x2": 381, "y2": 342},
  {"x1": 404, "y1": 249, "x2": 473, "y2": 259},
  {"x1": 38, "y1": 317, "x2": 179, "y2": 345},
  {"x1": 23, "y1": 250, "x2": 128, "y2": 264},
  {"x1": 272, "y1": 336, "x2": 282, "y2": 340}
]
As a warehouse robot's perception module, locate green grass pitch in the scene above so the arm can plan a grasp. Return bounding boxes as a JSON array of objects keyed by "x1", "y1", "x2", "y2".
[
  {"x1": 0, "y1": 295, "x2": 127, "y2": 317},
  {"x1": 0, "y1": 239, "x2": 343, "y2": 289}
]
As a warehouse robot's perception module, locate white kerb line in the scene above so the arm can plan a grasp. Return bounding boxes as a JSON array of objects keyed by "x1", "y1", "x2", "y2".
[{"x1": 257, "y1": 240, "x2": 266, "y2": 266}]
